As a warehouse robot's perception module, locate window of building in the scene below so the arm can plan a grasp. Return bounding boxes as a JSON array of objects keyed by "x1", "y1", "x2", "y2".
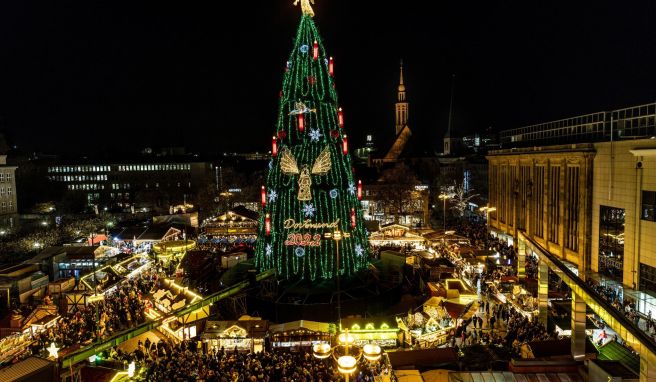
[
  {"x1": 7, "y1": 186, "x2": 12, "y2": 196},
  {"x1": 0, "y1": 173, "x2": 4, "y2": 182},
  {"x1": 599, "y1": 206, "x2": 624, "y2": 281},
  {"x1": 8, "y1": 201, "x2": 13, "y2": 210},
  {"x1": 640, "y1": 263, "x2": 656, "y2": 296},
  {"x1": 0, "y1": 187, "x2": 5, "y2": 196},
  {"x1": 548, "y1": 166, "x2": 560, "y2": 243},
  {"x1": 642, "y1": 191, "x2": 656, "y2": 222},
  {"x1": 564, "y1": 166, "x2": 580, "y2": 251}
]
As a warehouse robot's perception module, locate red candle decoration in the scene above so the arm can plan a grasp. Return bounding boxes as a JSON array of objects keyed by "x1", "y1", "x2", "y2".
[
  {"x1": 313, "y1": 40, "x2": 319, "y2": 61},
  {"x1": 338, "y1": 108, "x2": 344, "y2": 128},
  {"x1": 265, "y1": 213, "x2": 271, "y2": 236},
  {"x1": 271, "y1": 136, "x2": 278, "y2": 157},
  {"x1": 329, "y1": 57, "x2": 334, "y2": 76},
  {"x1": 357, "y1": 180, "x2": 362, "y2": 201},
  {"x1": 298, "y1": 113, "x2": 305, "y2": 133},
  {"x1": 342, "y1": 134, "x2": 348, "y2": 154},
  {"x1": 351, "y1": 208, "x2": 356, "y2": 228},
  {"x1": 261, "y1": 185, "x2": 267, "y2": 207}
]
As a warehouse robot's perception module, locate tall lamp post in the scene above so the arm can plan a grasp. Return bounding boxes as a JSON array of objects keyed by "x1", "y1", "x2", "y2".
[
  {"x1": 438, "y1": 193, "x2": 451, "y2": 232},
  {"x1": 324, "y1": 229, "x2": 350, "y2": 327},
  {"x1": 479, "y1": 206, "x2": 496, "y2": 232},
  {"x1": 313, "y1": 329, "x2": 382, "y2": 382}
]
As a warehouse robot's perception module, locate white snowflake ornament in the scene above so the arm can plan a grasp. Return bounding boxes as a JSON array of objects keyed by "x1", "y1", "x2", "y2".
[
  {"x1": 347, "y1": 182, "x2": 356, "y2": 195},
  {"x1": 268, "y1": 190, "x2": 278, "y2": 202},
  {"x1": 302, "y1": 203, "x2": 316, "y2": 217},
  {"x1": 355, "y1": 244, "x2": 364, "y2": 257},
  {"x1": 309, "y1": 128, "x2": 322, "y2": 142},
  {"x1": 265, "y1": 244, "x2": 272, "y2": 257}
]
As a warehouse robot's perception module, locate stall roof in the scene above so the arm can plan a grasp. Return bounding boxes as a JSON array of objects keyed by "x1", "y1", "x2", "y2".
[
  {"x1": 394, "y1": 369, "x2": 424, "y2": 382},
  {"x1": 269, "y1": 320, "x2": 331, "y2": 334},
  {"x1": 0, "y1": 356, "x2": 55, "y2": 382},
  {"x1": 341, "y1": 316, "x2": 397, "y2": 331},
  {"x1": 203, "y1": 319, "x2": 269, "y2": 339},
  {"x1": 387, "y1": 348, "x2": 458, "y2": 370}
]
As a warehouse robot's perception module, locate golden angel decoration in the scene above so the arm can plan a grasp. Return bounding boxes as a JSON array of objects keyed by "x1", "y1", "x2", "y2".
[
  {"x1": 280, "y1": 146, "x2": 331, "y2": 200},
  {"x1": 293, "y1": 0, "x2": 315, "y2": 17}
]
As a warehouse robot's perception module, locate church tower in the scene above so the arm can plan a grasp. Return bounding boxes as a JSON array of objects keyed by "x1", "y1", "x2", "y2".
[{"x1": 395, "y1": 60, "x2": 409, "y2": 136}]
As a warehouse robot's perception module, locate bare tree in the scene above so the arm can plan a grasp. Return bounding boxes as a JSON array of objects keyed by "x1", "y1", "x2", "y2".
[
  {"x1": 445, "y1": 181, "x2": 479, "y2": 217},
  {"x1": 376, "y1": 163, "x2": 421, "y2": 224}
]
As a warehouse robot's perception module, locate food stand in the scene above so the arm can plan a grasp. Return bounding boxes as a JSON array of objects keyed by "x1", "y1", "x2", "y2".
[
  {"x1": 269, "y1": 320, "x2": 333, "y2": 349},
  {"x1": 202, "y1": 317, "x2": 268, "y2": 353},
  {"x1": 340, "y1": 318, "x2": 399, "y2": 348}
]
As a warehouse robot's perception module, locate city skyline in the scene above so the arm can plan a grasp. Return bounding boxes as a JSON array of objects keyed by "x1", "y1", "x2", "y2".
[{"x1": 0, "y1": 1, "x2": 655, "y2": 156}]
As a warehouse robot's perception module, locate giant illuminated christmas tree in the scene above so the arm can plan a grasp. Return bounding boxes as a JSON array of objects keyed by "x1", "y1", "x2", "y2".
[{"x1": 255, "y1": 1, "x2": 369, "y2": 281}]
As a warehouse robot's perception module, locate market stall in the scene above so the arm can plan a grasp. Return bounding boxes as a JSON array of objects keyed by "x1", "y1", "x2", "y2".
[
  {"x1": 202, "y1": 317, "x2": 268, "y2": 353},
  {"x1": 396, "y1": 298, "x2": 454, "y2": 348},
  {"x1": 340, "y1": 318, "x2": 399, "y2": 348},
  {"x1": 269, "y1": 320, "x2": 333, "y2": 349}
]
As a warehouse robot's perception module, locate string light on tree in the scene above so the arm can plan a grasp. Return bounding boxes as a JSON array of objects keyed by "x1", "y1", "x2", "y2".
[{"x1": 255, "y1": 2, "x2": 369, "y2": 280}]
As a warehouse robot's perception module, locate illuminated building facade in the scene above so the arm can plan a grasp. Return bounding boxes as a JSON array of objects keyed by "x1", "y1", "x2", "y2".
[
  {"x1": 0, "y1": 154, "x2": 17, "y2": 216},
  {"x1": 38, "y1": 160, "x2": 212, "y2": 211},
  {"x1": 488, "y1": 102, "x2": 656, "y2": 288}
]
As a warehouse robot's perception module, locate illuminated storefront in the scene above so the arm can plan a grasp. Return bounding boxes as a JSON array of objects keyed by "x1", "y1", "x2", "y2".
[
  {"x1": 269, "y1": 320, "x2": 333, "y2": 348},
  {"x1": 339, "y1": 319, "x2": 399, "y2": 348},
  {"x1": 202, "y1": 318, "x2": 268, "y2": 353}
]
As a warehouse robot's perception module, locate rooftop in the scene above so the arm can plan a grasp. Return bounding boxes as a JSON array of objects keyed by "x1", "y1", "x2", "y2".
[{"x1": 499, "y1": 102, "x2": 656, "y2": 148}]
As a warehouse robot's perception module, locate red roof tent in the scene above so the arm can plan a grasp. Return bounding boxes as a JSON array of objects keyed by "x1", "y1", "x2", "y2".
[{"x1": 88, "y1": 234, "x2": 107, "y2": 245}]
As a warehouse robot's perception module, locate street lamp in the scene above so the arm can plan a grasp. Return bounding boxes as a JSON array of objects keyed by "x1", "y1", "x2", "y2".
[
  {"x1": 479, "y1": 206, "x2": 496, "y2": 231},
  {"x1": 324, "y1": 229, "x2": 350, "y2": 327},
  {"x1": 438, "y1": 193, "x2": 451, "y2": 231},
  {"x1": 312, "y1": 329, "x2": 382, "y2": 382}
]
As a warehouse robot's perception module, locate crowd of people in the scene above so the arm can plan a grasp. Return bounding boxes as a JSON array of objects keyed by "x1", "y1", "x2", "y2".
[
  {"x1": 110, "y1": 340, "x2": 386, "y2": 382},
  {"x1": 28, "y1": 269, "x2": 158, "y2": 358}
]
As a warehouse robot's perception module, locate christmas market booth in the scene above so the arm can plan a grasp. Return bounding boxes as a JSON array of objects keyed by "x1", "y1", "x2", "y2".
[
  {"x1": 152, "y1": 240, "x2": 196, "y2": 266},
  {"x1": 148, "y1": 279, "x2": 209, "y2": 341},
  {"x1": 202, "y1": 316, "x2": 269, "y2": 353},
  {"x1": 396, "y1": 296, "x2": 454, "y2": 348},
  {"x1": 340, "y1": 317, "x2": 399, "y2": 349},
  {"x1": 423, "y1": 230, "x2": 471, "y2": 247},
  {"x1": 269, "y1": 320, "x2": 334, "y2": 349},
  {"x1": 201, "y1": 206, "x2": 259, "y2": 240},
  {"x1": 491, "y1": 277, "x2": 538, "y2": 319},
  {"x1": 368, "y1": 224, "x2": 426, "y2": 250}
]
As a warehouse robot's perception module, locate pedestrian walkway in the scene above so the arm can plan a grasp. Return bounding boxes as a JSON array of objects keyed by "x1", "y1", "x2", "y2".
[{"x1": 589, "y1": 273, "x2": 656, "y2": 319}]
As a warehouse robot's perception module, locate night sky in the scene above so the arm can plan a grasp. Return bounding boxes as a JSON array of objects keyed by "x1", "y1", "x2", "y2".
[{"x1": 0, "y1": 1, "x2": 655, "y2": 156}]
